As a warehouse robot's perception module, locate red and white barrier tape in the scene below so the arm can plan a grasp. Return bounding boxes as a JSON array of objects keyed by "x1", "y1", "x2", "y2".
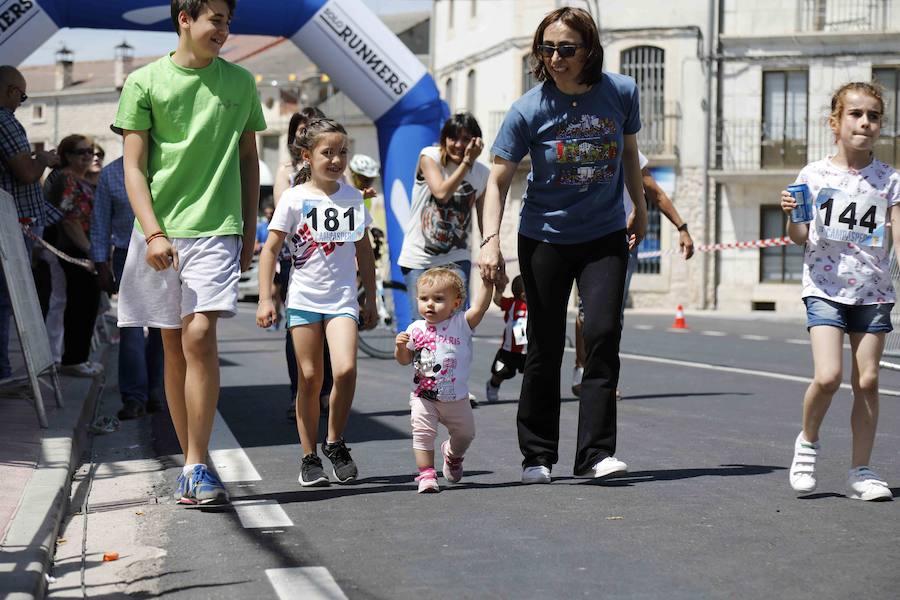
[
  {"x1": 20, "y1": 222, "x2": 96, "y2": 273},
  {"x1": 637, "y1": 236, "x2": 795, "y2": 260}
]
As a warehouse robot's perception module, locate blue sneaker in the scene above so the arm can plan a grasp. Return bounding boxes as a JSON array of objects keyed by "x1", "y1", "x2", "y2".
[
  {"x1": 179, "y1": 465, "x2": 229, "y2": 506},
  {"x1": 175, "y1": 471, "x2": 195, "y2": 505}
]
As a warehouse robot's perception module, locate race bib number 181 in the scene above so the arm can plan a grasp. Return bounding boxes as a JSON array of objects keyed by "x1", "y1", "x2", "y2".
[
  {"x1": 814, "y1": 187, "x2": 886, "y2": 248},
  {"x1": 303, "y1": 197, "x2": 366, "y2": 243}
]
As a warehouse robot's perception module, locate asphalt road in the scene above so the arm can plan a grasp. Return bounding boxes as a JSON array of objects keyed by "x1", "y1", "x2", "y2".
[{"x1": 140, "y1": 305, "x2": 900, "y2": 599}]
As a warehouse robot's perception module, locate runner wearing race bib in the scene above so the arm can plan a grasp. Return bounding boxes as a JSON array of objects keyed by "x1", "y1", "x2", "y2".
[
  {"x1": 485, "y1": 275, "x2": 528, "y2": 403},
  {"x1": 256, "y1": 118, "x2": 378, "y2": 488},
  {"x1": 781, "y1": 82, "x2": 900, "y2": 502}
]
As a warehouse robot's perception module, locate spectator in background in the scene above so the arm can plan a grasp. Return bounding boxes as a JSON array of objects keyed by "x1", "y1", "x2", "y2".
[
  {"x1": 85, "y1": 142, "x2": 105, "y2": 188},
  {"x1": 0, "y1": 65, "x2": 60, "y2": 380},
  {"x1": 43, "y1": 134, "x2": 102, "y2": 377},
  {"x1": 91, "y1": 124, "x2": 164, "y2": 419}
]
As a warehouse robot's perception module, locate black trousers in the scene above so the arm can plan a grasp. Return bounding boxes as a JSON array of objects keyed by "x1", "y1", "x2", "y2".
[
  {"x1": 60, "y1": 254, "x2": 100, "y2": 366},
  {"x1": 516, "y1": 231, "x2": 628, "y2": 474}
]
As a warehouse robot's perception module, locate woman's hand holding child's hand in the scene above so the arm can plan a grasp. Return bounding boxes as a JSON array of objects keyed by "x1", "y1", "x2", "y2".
[{"x1": 256, "y1": 298, "x2": 276, "y2": 328}]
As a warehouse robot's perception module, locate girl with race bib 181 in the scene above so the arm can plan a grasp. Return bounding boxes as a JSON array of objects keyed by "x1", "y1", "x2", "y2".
[
  {"x1": 256, "y1": 118, "x2": 378, "y2": 488},
  {"x1": 782, "y1": 82, "x2": 900, "y2": 502}
]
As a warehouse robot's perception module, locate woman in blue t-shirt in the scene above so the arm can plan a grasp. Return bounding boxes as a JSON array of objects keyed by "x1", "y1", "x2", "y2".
[{"x1": 479, "y1": 6, "x2": 647, "y2": 485}]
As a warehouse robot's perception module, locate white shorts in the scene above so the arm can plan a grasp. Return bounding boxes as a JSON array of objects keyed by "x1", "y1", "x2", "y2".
[{"x1": 117, "y1": 230, "x2": 241, "y2": 329}]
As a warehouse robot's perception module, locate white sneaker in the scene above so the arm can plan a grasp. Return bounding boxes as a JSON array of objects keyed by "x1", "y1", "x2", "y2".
[
  {"x1": 789, "y1": 432, "x2": 819, "y2": 494},
  {"x1": 572, "y1": 367, "x2": 584, "y2": 397},
  {"x1": 586, "y1": 456, "x2": 628, "y2": 480},
  {"x1": 847, "y1": 466, "x2": 893, "y2": 501},
  {"x1": 521, "y1": 465, "x2": 551, "y2": 484},
  {"x1": 485, "y1": 381, "x2": 499, "y2": 403}
]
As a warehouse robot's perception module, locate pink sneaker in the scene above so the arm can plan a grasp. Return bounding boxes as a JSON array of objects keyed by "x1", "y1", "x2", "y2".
[
  {"x1": 441, "y1": 440, "x2": 464, "y2": 483},
  {"x1": 415, "y1": 468, "x2": 439, "y2": 493}
]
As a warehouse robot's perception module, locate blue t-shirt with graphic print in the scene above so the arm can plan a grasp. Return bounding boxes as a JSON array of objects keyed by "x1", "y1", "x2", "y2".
[{"x1": 491, "y1": 72, "x2": 641, "y2": 244}]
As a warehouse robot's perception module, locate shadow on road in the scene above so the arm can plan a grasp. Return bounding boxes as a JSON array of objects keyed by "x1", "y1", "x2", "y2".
[{"x1": 565, "y1": 463, "x2": 786, "y2": 486}]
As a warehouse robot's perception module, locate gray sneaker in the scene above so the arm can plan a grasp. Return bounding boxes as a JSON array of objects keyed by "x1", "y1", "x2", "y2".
[
  {"x1": 299, "y1": 454, "x2": 330, "y2": 487},
  {"x1": 322, "y1": 439, "x2": 358, "y2": 483}
]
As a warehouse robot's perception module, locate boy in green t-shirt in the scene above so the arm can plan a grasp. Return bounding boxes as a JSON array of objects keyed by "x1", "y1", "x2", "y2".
[{"x1": 114, "y1": 0, "x2": 266, "y2": 506}]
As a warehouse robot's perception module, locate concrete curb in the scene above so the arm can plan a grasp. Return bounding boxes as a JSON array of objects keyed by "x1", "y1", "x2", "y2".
[{"x1": 0, "y1": 368, "x2": 105, "y2": 600}]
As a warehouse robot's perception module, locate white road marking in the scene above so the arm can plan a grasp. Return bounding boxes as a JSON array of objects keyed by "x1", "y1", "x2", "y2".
[
  {"x1": 740, "y1": 334, "x2": 769, "y2": 341},
  {"x1": 209, "y1": 411, "x2": 262, "y2": 482},
  {"x1": 233, "y1": 499, "x2": 293, "y2": 529},
  {"x1": 619, "y1": 352, "x2": 900, "y2": 396},
  {"x1": 267, "y1": 567, "x2": 348, "y2": 600},
  {"x1": 633, "y1": 324, "x2": 654, "y2": 330},
  {"x1": 786, "y1": 339, "x2": 810, "y2": 345},
  {"x1": 700, "y1": 330, "x2": 727, "y2": 337}
]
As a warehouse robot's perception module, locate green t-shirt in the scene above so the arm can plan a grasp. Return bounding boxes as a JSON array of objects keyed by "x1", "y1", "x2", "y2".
[{"x1": 115, "y1": 54, "x2": 267, "y2": 237}]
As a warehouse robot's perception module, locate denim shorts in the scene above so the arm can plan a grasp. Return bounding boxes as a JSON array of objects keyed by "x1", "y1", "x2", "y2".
[
  {"x1": 285, "y1": 308, "x2": 357, "y2": 328},
  {"x1": 804, "y1": 296, "x2": 894, "y2": 333}
]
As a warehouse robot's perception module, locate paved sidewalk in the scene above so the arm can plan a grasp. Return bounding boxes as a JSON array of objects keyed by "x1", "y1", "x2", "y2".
[{"x1": 0, "y1": 339, "x2": 107, "y2": 599}]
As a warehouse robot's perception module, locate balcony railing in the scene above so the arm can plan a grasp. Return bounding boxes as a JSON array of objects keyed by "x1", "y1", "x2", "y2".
[
  {"x1": 798, "y1": 0, "x2": 892, "y2": 32},
  {"x1": 715, "y1": 119, "x2": 836, "y2": 171}
]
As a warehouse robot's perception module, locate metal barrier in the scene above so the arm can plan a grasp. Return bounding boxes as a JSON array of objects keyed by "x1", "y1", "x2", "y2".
[{"x1": 881, "y1": 249, "x2": 900, "y2": 370}]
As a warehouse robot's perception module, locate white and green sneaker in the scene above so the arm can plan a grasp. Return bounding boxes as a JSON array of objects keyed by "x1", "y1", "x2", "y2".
[{"x1": 789, "y1": 432, "x2": 819, "y2": 494}]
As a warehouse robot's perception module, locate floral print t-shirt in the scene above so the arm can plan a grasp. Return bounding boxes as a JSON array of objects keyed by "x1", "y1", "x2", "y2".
[{"x1": 798, "y1": 157, "x2": 900, "y2": 305}]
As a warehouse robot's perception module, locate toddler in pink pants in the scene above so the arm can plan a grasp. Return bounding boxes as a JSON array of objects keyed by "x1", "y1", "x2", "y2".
[{"x1": 395, "y1": 266, "x2": 496, "y2": 493}]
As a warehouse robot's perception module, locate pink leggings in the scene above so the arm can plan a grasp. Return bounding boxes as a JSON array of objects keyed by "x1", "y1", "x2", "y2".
[{"x1": 410, "y1": 395, "x2": 475, "y2": 456}]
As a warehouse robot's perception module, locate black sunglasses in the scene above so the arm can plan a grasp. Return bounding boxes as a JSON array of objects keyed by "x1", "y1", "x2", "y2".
[
  {"x1": 70, "y1": 148, "x2": 93, "y2": 156},
  {"x1": 536, "y1": 43, "x2": 584, "y2": 59},
  {"x1": 9, "y1": 85, "x2": 27, "y2": 103}
]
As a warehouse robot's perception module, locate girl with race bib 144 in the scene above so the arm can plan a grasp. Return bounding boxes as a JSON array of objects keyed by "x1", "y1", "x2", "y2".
[
  {"x1": 257, "y1": 118, "x2": 378, "y2": 488},
  {"x1": 782, "y1": 82, "x2": 900, "y2": 502}
]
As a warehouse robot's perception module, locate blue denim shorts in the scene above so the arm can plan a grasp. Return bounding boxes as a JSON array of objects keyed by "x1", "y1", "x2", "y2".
[
  {"x1": 285, "y1": 308, "x2": 357, "y2": 328},
  {"x1": 804, "y1": 296, "x2": 894, "y2": 333}
]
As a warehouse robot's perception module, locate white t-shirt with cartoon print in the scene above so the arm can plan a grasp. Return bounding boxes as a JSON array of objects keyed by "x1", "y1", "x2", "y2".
[
  {"x1": 269, "y1": 182, "x2": 372, "y2": 315},
  {"x1": 405, "y1": 310, "x2": 474, "y2": 402},
  {"x1": 398, "y1": 145, "x2": 490, "y2": 270},
  {"x1": 797, "y1": 157, "x2": 900, "y2": 305}
]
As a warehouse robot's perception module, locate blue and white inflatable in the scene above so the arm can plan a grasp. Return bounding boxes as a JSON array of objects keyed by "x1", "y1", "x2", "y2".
[{"x1": 1, "y1": 0, "x2": 447, "y2": 326}]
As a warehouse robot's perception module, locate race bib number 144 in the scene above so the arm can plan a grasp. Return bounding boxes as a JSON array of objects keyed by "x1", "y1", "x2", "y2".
[
  {"x1": 814, "y1": 188, "x2": 886, "y2": 248},
  {"x1": 302, "y1": 197, "x2": 366, "y2": 243}
]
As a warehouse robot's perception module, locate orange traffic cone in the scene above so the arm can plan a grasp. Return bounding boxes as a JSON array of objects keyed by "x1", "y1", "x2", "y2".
[{"x1": 671, "y1": 304, "x2": 688, "y2": 330}]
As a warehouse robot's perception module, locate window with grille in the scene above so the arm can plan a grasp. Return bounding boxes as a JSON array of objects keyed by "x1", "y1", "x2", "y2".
[
  {"x1": 762, "y1": 71, "x2": 808, "y2": 169},
  {"x1": 873, "y1": 67, "x2": 899, "y2": 166},
  {"x1": 620, "y1": 46, "x2": 665, "y2": 154},
  {"x1": 760, "y1": 206, "x2": 803, "y2": 282}
]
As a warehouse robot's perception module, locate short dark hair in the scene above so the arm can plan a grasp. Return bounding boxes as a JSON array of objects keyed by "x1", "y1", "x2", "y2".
[
  {"x1": 439, "y1": 112, "x2": 482, "y2": 166},
  {"x1": 171, "y1": 0, "x2": 235, "y2": 35},
  {"x1": 530, "y1": 7, "x2": 604, "y2": 87}
]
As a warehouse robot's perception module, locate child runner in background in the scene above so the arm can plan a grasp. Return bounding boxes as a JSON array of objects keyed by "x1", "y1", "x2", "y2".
[
  {"x1": 115, "y1": 0, "x2": 265, "y2": 506},
  {"x1": 394, "y1": 267, "x2": 493, "y2": 493},
  {"x1": 783, "y1": 81, "x2": 899, "y2": 502},
  {"x1": 485, "y1": 274, "x2": 527, "y2": 403},
  {"x1": 257, "y1": 118, "x2": 377, "y2": 487}
]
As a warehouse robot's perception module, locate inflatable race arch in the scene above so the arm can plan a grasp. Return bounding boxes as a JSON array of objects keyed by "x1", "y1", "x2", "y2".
[{"x1": 1, "y1": 0, "x2": 448, "y2": 326}]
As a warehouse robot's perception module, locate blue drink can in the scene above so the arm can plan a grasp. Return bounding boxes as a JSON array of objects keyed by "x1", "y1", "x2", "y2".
[{"x1": 787, "y1": 183, "x2": 813, "y2": 224}]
